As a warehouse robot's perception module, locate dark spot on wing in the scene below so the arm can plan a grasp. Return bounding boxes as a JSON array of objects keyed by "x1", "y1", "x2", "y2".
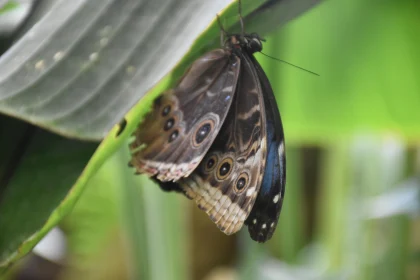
[{"x1": 116, "y1": 118, "x2": 127, "y2": 137}]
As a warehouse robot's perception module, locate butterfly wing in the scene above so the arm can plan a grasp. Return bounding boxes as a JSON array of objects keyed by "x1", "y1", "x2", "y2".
[
  {"x1": 130, "y1": 49, "x2": 240, "y2": 181},
  {"x1": 245, "y1": 54, "x2": 286, "y2": 243},
  {"x1": 178, "y1": 50, "x2": 267, "y2": 235}
]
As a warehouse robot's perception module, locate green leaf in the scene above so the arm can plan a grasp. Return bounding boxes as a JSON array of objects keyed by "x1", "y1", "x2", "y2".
[
  {"x1": 0, "y1": 0, "x2": 233, "y2": 140},
  {"x1": 0, "y1": 2, "x2": 19, "y2": 15},
  {"x1": 0, "y1": 116, "x2": 97, "y2": 272},
  {"x1": 0, "y1": 0, "x2": 320, "y2": 140}
]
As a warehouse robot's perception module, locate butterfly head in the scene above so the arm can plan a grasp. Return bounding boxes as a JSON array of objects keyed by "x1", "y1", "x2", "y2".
[{"x1": 226, "y1": 33, "x2": 265, "y2": 54}]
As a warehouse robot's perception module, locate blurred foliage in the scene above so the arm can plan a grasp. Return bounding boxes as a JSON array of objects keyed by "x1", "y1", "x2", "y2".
[
  {"x1": 262, "y1": 0, "x2": 420, "y2": 144},
  {"x1": 0, "y1": 2, "x2": 18, "y2": 15}
]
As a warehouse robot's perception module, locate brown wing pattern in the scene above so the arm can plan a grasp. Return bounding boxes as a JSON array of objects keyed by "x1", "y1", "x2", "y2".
[
  {"x1": 130, "y1": 49, "x2": 240, "y2": 181},
  {"x1": 178, "y1": 52, "x2": 267, "y2": 235}
]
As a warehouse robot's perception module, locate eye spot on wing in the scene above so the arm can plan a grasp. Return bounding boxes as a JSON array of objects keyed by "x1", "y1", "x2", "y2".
[
  {"x1": 262, "y1": 223, "x2": 266, "y2": 229},
  {"x1": 253, "y1": 219, "x2": 257, "y2": 225},
  {"x1": 216, "y1": 157, "x2": 234, "y2": 180},
  {"x1": 195, "y1": 123, "x2": 211, "y2": 144},
  {"x1": 237, "y1": 178, "x2": 246, "y2": 190},
  {"x1": 162, "y1": 105, "x2": 171, "y2": 116},
  {"x1": 192, "y1": 119, "x2": 215, "y2": 147},
  {"x1": 220, "y1": 162, "x2": 230, "y2": 176},
  {"x1": 164, "y1": 118, "x2": 175, "y2": 130},
  {"x1": 235, "y1": 172, "x2": 249, "y2": 193},
  {"x1": 203, "y1": 154, "x2": 218, "y2": 173},
  {"x1": 168, "y1": 130, "x2": 179, "y2": 142},
  {"x1": 270, "y1": 222, "x2": 275, "y2": 228},
  {"x1": 206, "y1": 157, "x2": 215, "y2": 169},
  {"x1": 273, "y1": 194, "x2": 280, "y2": 203}
]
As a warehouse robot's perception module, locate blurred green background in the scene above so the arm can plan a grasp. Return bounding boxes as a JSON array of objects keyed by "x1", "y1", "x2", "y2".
[{"x1": 3, "y1": 0, "x2": 420, "y2": 279}]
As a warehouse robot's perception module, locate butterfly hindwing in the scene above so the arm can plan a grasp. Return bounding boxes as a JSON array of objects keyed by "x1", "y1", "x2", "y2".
[
  {"x1": 130, "y1": 49, "x2": 240, "y2": 181},
  {"x1": 178, "y1": 46, "x2": 267, "y2": 235}
]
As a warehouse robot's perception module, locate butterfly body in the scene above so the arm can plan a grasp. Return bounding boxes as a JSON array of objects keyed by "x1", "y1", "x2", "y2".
[{"x1": 130, "y1": 31, "x2": 286, "y2": 242}]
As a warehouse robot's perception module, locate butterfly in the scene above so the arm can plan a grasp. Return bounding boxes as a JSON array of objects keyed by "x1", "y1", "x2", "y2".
[{"x1": 129, "y1": 2, "x2": 285, "y2": 243}]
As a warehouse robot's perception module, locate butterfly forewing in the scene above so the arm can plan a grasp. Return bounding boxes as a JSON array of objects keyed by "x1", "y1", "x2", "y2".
[
  {"x1": 178, "y1": 46, "x2": 267, "y2": 235},
  {"x1": 244, "y1": 54, "x2": 286, "y2": 242},
  {"x1": 130, "y1": 49, "x2": 240, "y2": 181}
]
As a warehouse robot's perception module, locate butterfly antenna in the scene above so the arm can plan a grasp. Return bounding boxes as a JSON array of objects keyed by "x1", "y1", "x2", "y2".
[
  {"x1": 217, "y1": 14, "x2": 227, "y2": 46},
  {"x1": 238, "y1": 0, "x2": 245, "y2": 37},
  {"x1": 260, "y1": 52, "x2": 320, "y2": 76}
]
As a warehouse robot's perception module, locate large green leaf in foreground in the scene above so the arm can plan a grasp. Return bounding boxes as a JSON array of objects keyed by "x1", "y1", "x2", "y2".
[{"x1": 0, "y1": 0, "x2": 233, "y2": 140}]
